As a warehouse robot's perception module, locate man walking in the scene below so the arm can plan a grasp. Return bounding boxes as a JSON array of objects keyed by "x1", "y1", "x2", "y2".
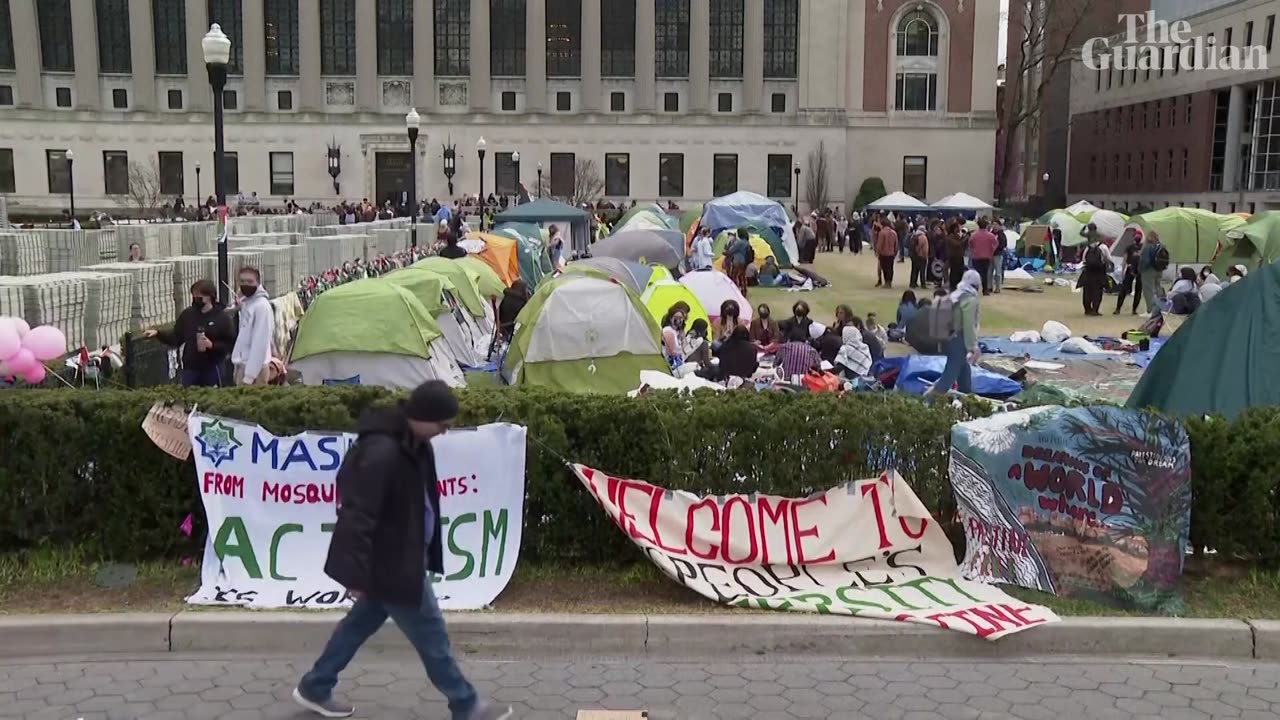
[{"x1": 293, "y1": 381, "x2": 510, "y2": 720}]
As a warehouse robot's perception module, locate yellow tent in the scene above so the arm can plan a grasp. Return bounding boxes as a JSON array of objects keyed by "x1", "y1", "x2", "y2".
[
  {"x1": 712, "y1": 233, "x2": 775, "y2": 271},
  {"x1": 640, "y1": 279, "x2": 710, "y2": 330}
]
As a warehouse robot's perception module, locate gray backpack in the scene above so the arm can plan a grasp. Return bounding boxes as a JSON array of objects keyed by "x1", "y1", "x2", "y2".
[{"x1": 925, "y1": 296, "x2": 955, "y2": 344}]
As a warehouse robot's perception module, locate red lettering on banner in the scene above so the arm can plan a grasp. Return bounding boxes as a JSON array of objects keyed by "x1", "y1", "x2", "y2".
[
  {"x1": 757, "y1": 497, "x2": 794, "y2": 565},
  {"x1": 721, "y1": 496, "x2": 758, "y2": 564},
  {"x1": 686, "y1": 499, "x2": 720, "y2": 559},
  {"x1": 203, "y1": 471, "x2": 245, "y2": 498},
  {"x1": 860, "y1": 481, "x2": 893, "y2": 550},
  {"x1": 615, "y1": 480, "x2": 658, "y2": 546},
  {"x1": 926, "y1": 603, "x2": 1047, "y2": 638},
  {"x1": 644, "y1": 482, "x2": 688, "y2": 556},
  {"x1": 1000, "y1": 603, "x2": 1049, "y2": 628},
  {"x1": 791, "y1": 496, "x2": 835, "y2": 564},
  {"x1": 261, "y1": 481, "x2": 336, "y2": 504}
]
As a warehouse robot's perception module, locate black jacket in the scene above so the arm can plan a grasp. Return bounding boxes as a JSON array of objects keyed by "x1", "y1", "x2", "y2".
[
  {"x1": 324, "y1": 406, "x2": 444, "y2": 608},
  {"x1": 498, "y1": 287, "x2": 528, "y2": 337},
  {"x1": 154, "y1": 304, "x2": 235, "y2": 371},
  {"x1": 715, "y1": 336, "x2": 759, "y2": 379}
]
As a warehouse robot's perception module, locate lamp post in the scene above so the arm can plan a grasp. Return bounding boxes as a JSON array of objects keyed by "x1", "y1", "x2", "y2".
[
  {"x1": 65, "y1": 150, "x2": 76, "y2": 227},
  {"x1": 513, "y1": 151, "x2": 521, "y2": 201},
  {"x1": 202, "y1": 23, "x2": 232, "y2": 305},
  {"x1": 793, "y1": 162, "x2": 801, "y2": 216},
  {"x1": 326, "y1": 141, "x2": 342, "y2": 196},
  {"x1": 537, "y1": 162, "x2": 544, "y2": 199},
  {"x1": 476, "y1": 137, "x2": 486, "y2": 230},
  {"x1": 195, "y1": 161, "x2": 202, "y2": 206},
  {"x1": 406, "y1": 108, "x2": 421, "y2": 248}
]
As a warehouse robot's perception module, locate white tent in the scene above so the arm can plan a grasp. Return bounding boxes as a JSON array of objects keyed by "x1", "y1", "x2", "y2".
[
  {"x1": 1065, "y1": 200, "x2": 1101, "y2": 216},
  {"x1": 931, "y1": 192, "x2": 995, "y2": 212},
  {"x1": 865, "y1": 192, "x2": 930, "y2": 212}
]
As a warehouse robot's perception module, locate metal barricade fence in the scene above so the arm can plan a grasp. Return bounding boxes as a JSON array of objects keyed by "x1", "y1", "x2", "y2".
[{"x1": 122, "y1": 332, "x2": 181, "y2": 387}]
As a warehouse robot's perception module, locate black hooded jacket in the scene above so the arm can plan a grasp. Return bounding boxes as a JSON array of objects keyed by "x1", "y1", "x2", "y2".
[
  {"x1": 154, "y1": 303, "x2": 235, "y2": 371},
  {"x1": 324, "y1": 405, "x2": 444, "y2": 607}
]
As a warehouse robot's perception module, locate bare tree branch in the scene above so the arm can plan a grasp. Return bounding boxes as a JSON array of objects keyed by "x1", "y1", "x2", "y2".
[
  {"x1": 536, "y1": 158, "x2": 605, "y2": 208},
  {"x1": 805, "y1": 141, "x2": 830, "y2": 211},
  {"x1": 998, "y1": 0, "x2": 1104, "y2": 203},
  {"x1": 125, "y1": 159, "x2": 166, "y2": 217}
]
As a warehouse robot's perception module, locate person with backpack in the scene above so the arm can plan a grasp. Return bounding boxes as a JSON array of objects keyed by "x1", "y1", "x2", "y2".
[
  {"x1": 926, "y1": 269, "x2": 982, "y2": 397},
  {"x1": 1138, "y1": 230, "x2": 1168, "y2": 315},
  {"x1": 909, "y1": 226, "x2": 930, "y2": 289},
  {"x1": 1078, "y1": 223, "x2": 1109, "y2": 316}
]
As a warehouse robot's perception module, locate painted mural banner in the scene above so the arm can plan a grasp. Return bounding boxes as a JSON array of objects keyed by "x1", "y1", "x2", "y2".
[
  {"x1": 949, "y1": 406, "x2": 1192, "y2": 613},
  {"x1": 186, "y1": 413, "x2": 527, "y2": 610},
  {"x1": 573, "y1": 464, "x2": 1059, "y2": 640}
]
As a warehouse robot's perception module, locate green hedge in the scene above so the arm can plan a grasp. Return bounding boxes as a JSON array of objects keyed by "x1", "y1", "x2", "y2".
[{"x1": 1, "y1": 387, "x2": 1278, "y2": 565}]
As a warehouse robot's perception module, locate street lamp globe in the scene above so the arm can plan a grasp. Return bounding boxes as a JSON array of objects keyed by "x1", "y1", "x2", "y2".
[
  {"x1": 476, "y1": 137, "x2": 486, "y2": 151},
  {"x1": 65, "y1": 150, "x2": 74, "y2": 161},
  {"x1": 512, "y1": 151, "x2": 520, "y2": 163},
  {"x1": 195, "y1": 160, "x2": 201, "y2": 171},
  {"x1": 1042, "y1": 172, "x2": 1050, "y2": 183},
  {"x1": 201, "y1": 24, "x2": 231, "y2": 66},
  {"x1": 405, "y1": 108, "x2": 421, "y2": 132}
]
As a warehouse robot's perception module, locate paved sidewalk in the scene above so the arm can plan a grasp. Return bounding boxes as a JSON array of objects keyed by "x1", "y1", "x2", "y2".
[{"x1": 2, "y1": 653, "x2": 1279, "y2": 720}]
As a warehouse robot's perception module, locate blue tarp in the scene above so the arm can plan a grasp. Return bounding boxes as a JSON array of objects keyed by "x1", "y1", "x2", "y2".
[
  {"x1": 873, "y1": 355, "x2": 1023, "y2": 399},
  {"x1": 978, "y1": 337, "x2": 1118, "y2": 362}
]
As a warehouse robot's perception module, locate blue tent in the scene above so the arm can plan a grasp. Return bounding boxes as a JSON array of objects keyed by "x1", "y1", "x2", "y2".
[{"x1": 699, "y1": 191, "x2": 800, "y2": 263}]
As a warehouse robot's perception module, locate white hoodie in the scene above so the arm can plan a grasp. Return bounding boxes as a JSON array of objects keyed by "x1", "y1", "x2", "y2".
[{"x1": 231, "y1": 287, "x2": 274, "y2": 383}]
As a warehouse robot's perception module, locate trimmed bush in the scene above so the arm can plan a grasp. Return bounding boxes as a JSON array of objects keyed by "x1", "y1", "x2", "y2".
[{"x1": 0, "y1": 388, "x2": 1277, "y2": 565}]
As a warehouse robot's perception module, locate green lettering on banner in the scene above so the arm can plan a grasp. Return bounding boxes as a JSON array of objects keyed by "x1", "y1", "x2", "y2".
[
  {"x1": 270, "y1": 523, "x2": 303, "y2": 581},
  {"x1": 833, "y1": 586, "x2": 894, "y2": 613},
  {"x1": 790, "y1": 592, "x2": 834, "y2": 614},
  {"x1": 445, "y1": 513, "x2": 477, "y2": 581},
  {"x1": 898, "y1": 576, "x2": 982, "y2": 605},
  {"x1": 212, "y1": 516, "x2": 263, "y2": 579},
  {"x1": 482, "y1": 509, "x2": 509, "y2": 577},
  {"x1": 321, "y1": 522, "x2": 335, "y2": 534}
]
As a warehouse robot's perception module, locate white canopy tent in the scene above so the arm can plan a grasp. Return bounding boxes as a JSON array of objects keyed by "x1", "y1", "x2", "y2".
[
  {"x1": 865, "y1": 192, "x2": 930, "y2": 212},
  {"x1": 931, "y1": 192, "x2": 995, "y2": 212}
]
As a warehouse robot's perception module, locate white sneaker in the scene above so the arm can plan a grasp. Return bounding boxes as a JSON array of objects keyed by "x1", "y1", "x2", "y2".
[{"x1": 292, "y1": 686, "x2": 355, "y2": 718}]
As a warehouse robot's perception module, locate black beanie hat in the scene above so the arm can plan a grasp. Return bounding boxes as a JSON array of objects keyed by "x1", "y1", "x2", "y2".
[{"x1": 404, "y1": 380, "x2": 459, "y2": 422}]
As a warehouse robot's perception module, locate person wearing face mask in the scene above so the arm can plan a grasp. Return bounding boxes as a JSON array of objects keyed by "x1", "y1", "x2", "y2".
[
  {"x1": 144, "y1": 279, "x2": 235, "y2": 387},
  {"x1": 749, "y1": 303, "x2": 781, "y2": 347},
  {"x1": 780, "y1": 300, "x2": 812, "y2": 341},
  {"x1": 661, "y1": 306, "x2": 688, "y2": 371},
  {"x1": 230, "y1": 267, "x2": 276, "y2": 386},
  {"x1": 295, "y1": 381, "x2": 512, "y2": 720}
]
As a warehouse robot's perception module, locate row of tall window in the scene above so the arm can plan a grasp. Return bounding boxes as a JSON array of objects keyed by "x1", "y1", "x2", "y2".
[
  {"x1": 1, "y1": 147, "x2": 288, "y2": 197},
  {"x1": 0, "y1": 0, "x2": 798, "y2": 81}
]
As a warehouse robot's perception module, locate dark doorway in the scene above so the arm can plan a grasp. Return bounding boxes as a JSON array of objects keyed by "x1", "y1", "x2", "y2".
[{"x1": 375, "y1": 151, "x2": 412, "y2": 207}]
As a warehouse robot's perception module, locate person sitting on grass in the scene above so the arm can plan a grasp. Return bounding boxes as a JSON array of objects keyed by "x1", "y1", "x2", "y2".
[
  {"x1": 757, "y1": 256, "x2": 784, "y2": 287},
  {"x1": 1168, "y1": 267, "x2": 1202, "y2": 315},
  {"x1": 776, "y1": 325, "x2": 821, "y2": 380},
  {"x1": 809, "y1": 322, "x2": 842, "y2": 365},
  {"x1": 834, "y1": 326, "x2": 873, "y2": 380},
  {"x1": 715, "y1": 325, "x2": 760, "y2": 381},
  {"x1": 750, "y1": 303, "x2": 782, "y2": 347}
]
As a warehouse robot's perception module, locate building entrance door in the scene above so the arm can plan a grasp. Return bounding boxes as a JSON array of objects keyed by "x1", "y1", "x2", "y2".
[{"x1": 375, "y1": 152, "x2": 412, "y2": 207}]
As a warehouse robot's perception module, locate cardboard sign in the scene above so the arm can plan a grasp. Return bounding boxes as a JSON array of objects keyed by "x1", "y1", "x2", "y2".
[{"x1": 142, "y1": 402, "x2": 192, "y2": 460}]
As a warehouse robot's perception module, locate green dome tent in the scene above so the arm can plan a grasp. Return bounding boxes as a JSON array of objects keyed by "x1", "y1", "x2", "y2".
[
  {"x1": 452, "y1": 256, "x2": 507, "y2": 300},
  {"x1": 1127, "y1": 260, "x2": 1280, "y2": 419},
  {"x1": 411, "y1": 257, "x2": 489, "y2": 317},
  {"x1": 501, "y1": 274, "x2": 670, "y2": 393},
  {"x1": 290, "y1": 280, "x2": 465, "y2": 388},
  {"x1": 1212, "y1": 211, "x2": 1280, "y2": 275},
  {"x1": 382, "y1": 267, "x2": 490, "y2": 368},
  {"x1": 1114, "y1": 208, "x2": 1246, "y2": 263}
]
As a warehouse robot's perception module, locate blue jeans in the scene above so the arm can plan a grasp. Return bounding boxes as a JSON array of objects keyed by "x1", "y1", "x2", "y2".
[
  {"x1": 931, "y1": 335, "x2": 973, "y2": 395},
  {"x1": 299, "y1": 578, "x2": 477, "y2": 718},
  {"x1": 180, "y1": 364, "x2": 223, "y2": 387}
]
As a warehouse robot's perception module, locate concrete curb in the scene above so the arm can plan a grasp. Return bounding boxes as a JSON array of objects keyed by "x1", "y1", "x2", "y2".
[{"x1": 0, "y1": 612, "x2": 1269, "y2": 661}]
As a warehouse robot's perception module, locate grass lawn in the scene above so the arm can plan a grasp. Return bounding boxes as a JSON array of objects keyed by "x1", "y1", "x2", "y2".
[
  {"x1": 2, "y1": 548, "x2": 1276, "y2": 619},
  {"x1": 750, "y1": 252, "x2": 1184, "y2": 340}
]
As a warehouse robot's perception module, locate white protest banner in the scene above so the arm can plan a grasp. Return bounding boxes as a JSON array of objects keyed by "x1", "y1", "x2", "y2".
[
  {"x1": 574, "y1": 464, "x2": 1059, "y2": 639},
  {"x1": 187, "y1": 413, "x2": 526, "y2": 610}
]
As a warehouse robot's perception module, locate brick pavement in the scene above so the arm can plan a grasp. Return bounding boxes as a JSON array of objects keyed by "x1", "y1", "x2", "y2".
[{"x1": 2, "y1": 653, "x2": 1279, "y2": 719}]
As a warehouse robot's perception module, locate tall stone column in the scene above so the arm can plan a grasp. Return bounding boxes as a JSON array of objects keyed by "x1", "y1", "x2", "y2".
[
  {"x1": 129, "y1": 0, "x2": 157, "y2": 110},
  {"x1": 413, "y1": 0, "x2": 435, "y2": 109},
  {"x1": 185, "y1": 0, "x2": 209, "y2": 111},
  {"x1": 1223, "y1": 84, "x2": 1245, "y2": 192},
  {"x1": 469, "y1": 0, "x2": 491, "y2": 110},
  {"x1": 743, "y1": 0, "x2": 763, "y2": 113},
  {"x1": 579, "y1": 0, "x2": 601, "y2": 112},
  {"x1": 241, "y1": 0, "x2": 266, "y2": 109},
  {"x1": 689, "y1": 0, "x2": 709, "y2": 112},
  {"x1": 298, "y1": 0, "x2": 322, "y2": 110},
  {"x1": 355, "y1": 1, "x2": 378, "y2": 109},
  {"x1": 9, "y1": 0, "x2": 42, "y2": 108},
  {"x1": 634, "y1": 0, "x2": 655, "y2": 112},
  {"x1": 526, "y1": 0, "x2": 547, "y2": 111},
  {"x1": 70, "y1": 0, "x2": 101, "y2": 109}
]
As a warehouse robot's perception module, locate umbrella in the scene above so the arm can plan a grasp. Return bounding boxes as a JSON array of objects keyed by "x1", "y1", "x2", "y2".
[
  {"x1": 592, "y1": 230, "x2": 683, "y2": 269},
  {"x1": 564, "y1": 257, "x2": 654, "y2": 294}
]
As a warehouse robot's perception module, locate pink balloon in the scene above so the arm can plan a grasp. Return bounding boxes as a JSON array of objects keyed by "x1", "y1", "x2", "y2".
[
  {"x1": 0, "y1": 318, "x2": 19, "y2": 360},
  {"x1": 7, "y1": 348, "x2": 37, "y2": 375},
  {"x1": 22, "y1": 325, "x2": 67, "y2": 361},
  {"x1": 21, "y1": 363, "x2": 46, "y2": 384},
  {"x1": 12, "y1": 317, "x2": 30, "y2": 337}
]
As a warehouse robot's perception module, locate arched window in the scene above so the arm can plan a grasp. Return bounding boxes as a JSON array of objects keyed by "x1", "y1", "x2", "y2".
[
  {"x1": 891, "y1": 6, "x2": 943, "y2": 113},
  {"x1": 896, "y1": 9, "x2": 938, "y2": 57}
]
